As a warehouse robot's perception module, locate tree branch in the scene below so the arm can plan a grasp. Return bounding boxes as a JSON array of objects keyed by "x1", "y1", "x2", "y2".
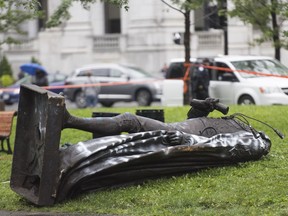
[{"x1": 161, "y1": 0, "x2": 184, "y2": 15}]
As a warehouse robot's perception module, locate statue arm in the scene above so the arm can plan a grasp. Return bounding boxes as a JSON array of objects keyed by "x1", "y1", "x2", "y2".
[{"x1": 164, "y1": 130, "x2": 205, "y2": 146}]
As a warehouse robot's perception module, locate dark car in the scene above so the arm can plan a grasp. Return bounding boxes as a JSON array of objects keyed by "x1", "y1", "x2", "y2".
[
  {"x1": 0, "y1": 73, "x2": 67, "y2": 105},
  {"x1": 64, "y1": 63, "x2": 163, "y2": 108}
]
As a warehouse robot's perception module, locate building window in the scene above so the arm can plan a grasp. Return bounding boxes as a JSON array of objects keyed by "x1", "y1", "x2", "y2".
[
  {"x1": 194, "y1": 0, "x2": 227, "y2": 31},
  {"x1": 104, "y1": 3, "x2": 121, "y2": 33}
]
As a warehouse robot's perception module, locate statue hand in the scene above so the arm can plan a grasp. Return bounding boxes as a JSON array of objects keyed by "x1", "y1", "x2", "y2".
[{"x1": 165, "y1": 130, "x2": 183, "y2": 145}]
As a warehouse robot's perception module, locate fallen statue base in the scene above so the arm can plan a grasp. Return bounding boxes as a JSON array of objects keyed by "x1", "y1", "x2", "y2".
[
  {"x1": 10, "y1": 84, "x2": 271, "y2": 206},
  {"x1": 10, "y1": 84, "x2": 64, "y2": 206}
]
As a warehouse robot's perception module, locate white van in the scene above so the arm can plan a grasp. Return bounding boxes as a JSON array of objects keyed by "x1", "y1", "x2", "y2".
[{"x1": 167, "y1": 55, "x2": 288, "y2": 105}]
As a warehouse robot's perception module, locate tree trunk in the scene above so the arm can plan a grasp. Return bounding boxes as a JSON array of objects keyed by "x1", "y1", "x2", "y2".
[
  {"x1": 271, "y1": 0, "x2": 281, "y2": 61},
  {"x1": 220, "y1": 0, "x2": 228, "y2": 55},
  {"x1": 183, "y1": 10, "x2": 191, "y2": 105},
  {"x1": 184, "y1": 11, "x2": 190, "y2": 63}
]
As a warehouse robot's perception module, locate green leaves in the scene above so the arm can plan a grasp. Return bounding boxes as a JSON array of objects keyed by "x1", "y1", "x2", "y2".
[
  {"x1": 0, "y1": 0, "x2": 41, "y2": 47},
  {"x1": 46, "y1": 0, "x2": 72, "y2": 28},
  {"x1": 0, "y1": 0, "x2": 129, "y2": 46},
  {"x1": 0, "y1": 55, "x2": 14, "y2": 86},
  {"x1": 165, "y1": 0, "x2": 204, "y2": 12},
  {"x1": 229, "y1": 0, "x2": 288, "y2": 55},
  {"x1": 46, "y1": 0, "x2": 129, "y2": 28}
]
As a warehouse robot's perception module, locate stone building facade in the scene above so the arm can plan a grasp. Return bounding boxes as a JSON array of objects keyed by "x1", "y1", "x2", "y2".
[{"x1": 2, "y1": 0, "x2": 286, "y2": 77}]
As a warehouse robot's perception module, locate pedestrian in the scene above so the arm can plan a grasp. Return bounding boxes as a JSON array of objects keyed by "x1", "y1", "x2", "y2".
[
  {"x1": 33, "y1": 69, "x2": 48, "y2": 87},
  {"x1": 18, "y1": 71, "x2": 25, "y2": 80},
  {"x1": 83, "y1": 72, "x2": 100, "y2": 107},
  {"x1": 161, "y1": 63, "x2": 168, "y2": 77},
  {"x1": 191, "y1": 58, "x2": 210, "y2": 100}
]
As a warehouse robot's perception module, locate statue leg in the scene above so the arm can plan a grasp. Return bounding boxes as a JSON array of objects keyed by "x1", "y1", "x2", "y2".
[{"x1": 63, "y1": 109, "x2": 174, "y2": 136}]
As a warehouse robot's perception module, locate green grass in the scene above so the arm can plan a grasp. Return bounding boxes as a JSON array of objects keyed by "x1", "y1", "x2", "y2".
[{"x1": 1, "y1": 105, "x2": 288, "y2": 215}]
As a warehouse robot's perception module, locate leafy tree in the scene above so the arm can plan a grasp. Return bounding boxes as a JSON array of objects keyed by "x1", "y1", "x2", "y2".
[
  {"x1": 0, "y1": 0, "x2": 127, "y2": 48},
  {"x1": 0, "y1": 74, "x2": 14, "y2": 87},
  {"x1": 0, "y1": 55, "x2": 14, "y2": 86},
  {"x1": 161, "y1": 0, "x2": 205, "y2": 64},
  {"x1": 31, "y1": 56, "x2": 41, "y2": 65},
  {"x1": 0, "y1": 0, "x2": 42, "y2": 47},
  {"x1": 161, "y1": 0, "x2": 213, "y2": 104},
  {"x1": 228, "y1": 0, "x2": 288, "y2": 61},
  {"x1": 46, "y1": 0, "x2": 129, "y2": 27},
  {"x1": 0, "y1": 55, "x2": 13, "y2": 76}
]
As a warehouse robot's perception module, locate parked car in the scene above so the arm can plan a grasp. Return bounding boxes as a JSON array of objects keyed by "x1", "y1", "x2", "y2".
[
  {"x1": 64, "y1": 63, "x2": 163, "y2": 108},
  {"x1": 166, "y1": 55, "x2": 288, "y2": 105},
  {"x1": 165, "y1": 57, "x2": 197, "y2": 79},
  {"x1": 0, "y1": 73, "x2": 67, "y2": 105}
]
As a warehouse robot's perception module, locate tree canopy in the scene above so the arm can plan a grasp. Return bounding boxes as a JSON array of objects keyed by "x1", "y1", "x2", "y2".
[
  {"x1": 0, "y1": 0, "x2": 41, "y2": 46},
  {"x1": 0, "y1": 0, "x2": 128, "y2": 47},
  {"x1": 229, "y1": 0, "x2": 288, "y2": 60},
  {"x1": 46, "y1": 0, "x2": 129, "y2": 27},
  {"x1": 2, "y1": 0, "x2": 288, "y2": 60}
]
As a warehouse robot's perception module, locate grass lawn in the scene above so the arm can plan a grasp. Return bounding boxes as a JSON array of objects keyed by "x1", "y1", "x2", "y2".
[{"x1": 0, "y1": 105, "x2": 288, "y2": 216}]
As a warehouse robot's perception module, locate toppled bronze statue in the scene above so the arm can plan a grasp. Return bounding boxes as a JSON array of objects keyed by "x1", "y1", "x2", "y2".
[{"x1": 10, "y1": 84, "x2": 283, "y2": 206}]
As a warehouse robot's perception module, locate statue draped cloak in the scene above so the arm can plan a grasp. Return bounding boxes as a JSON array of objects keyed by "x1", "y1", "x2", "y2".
[{"x1": 56, "y1": 130, "x2": 271, "y2": 202}]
